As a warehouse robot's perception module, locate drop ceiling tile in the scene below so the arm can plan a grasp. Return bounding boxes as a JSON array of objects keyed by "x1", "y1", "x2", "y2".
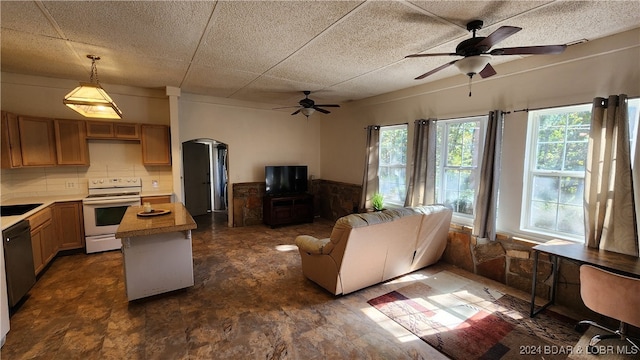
[
  {"x1": 0, "y1": 1, "x2": 60, "y2": 37},
  {"x1": 1, "y1": 29, "x2": 80, "y2": 79},
  {"x1": 193, "y1": 1, "x2": 362, "y2": 74},
  {"x1": 492, "y1": 1, "x2": 640, "y2": 49},
  {"x1": 410, "y1": 1, "x2": 552, "y2": 28},
  {"x1": 181, "y1": 64, "x2": 260, "y2": 98},
  {"x1": 40, "y1": 1, "x2": 214, "y2": 60},
  {"x1": 266, "y1": 1, "x2": 464, "y2": 87}
]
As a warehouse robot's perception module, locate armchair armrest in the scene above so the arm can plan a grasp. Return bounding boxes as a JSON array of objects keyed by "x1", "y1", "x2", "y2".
[{"x1": 295, "y1": 235, "x2": 331, "y2": 255}]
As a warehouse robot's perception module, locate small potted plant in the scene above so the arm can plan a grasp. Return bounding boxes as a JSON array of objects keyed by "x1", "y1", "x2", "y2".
[{"x1": 372, "y1": 193, "x2": 384, "y2": 211}]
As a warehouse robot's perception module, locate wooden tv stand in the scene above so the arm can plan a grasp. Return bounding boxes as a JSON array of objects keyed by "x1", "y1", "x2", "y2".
[{"x1": 263, "y1": 193, "x2": 314, "y2": 227}]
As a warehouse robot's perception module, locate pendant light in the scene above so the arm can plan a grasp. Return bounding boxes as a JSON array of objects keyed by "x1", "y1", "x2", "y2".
[{"x1": 63, "y1": 55, "x2": 122, "y2": 119}]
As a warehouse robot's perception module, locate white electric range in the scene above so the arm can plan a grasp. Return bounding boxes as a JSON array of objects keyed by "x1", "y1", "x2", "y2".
[{"x1": 82, "y1": 178, "x2": 141, "y2": 253}]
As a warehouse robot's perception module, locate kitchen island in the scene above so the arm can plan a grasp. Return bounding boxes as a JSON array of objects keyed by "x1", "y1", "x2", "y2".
[{"x1": 115, "y1": 202, "x2": 197, "y2": 301}]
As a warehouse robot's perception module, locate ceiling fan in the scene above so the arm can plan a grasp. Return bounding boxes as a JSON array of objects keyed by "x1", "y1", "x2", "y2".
[
  {"x1": 406, "y1": 20, "x2": 567, "y2": 95},
  {"x1": 273, "y1": 91, "x2": 340, "y2": 118}
]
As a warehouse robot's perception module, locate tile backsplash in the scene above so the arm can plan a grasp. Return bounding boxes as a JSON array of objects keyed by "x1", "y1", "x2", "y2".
[{"x1": 1, "y1": 141, "x2": 172, "y2": 201}]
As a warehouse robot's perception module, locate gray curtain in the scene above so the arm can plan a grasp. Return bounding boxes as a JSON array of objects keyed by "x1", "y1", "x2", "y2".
[
  {"x1": 473, "y1": 110, "x2": 505, "y2": 241},
  {"x1": 404, "y1": 119, "x2": 436, "y2": 207},
  {"x1": 360, "y1": 125, "x2": 380, "y2": 210},
  {"x1": 584, "y1": 94, "x2": 638, "y2": 256}
]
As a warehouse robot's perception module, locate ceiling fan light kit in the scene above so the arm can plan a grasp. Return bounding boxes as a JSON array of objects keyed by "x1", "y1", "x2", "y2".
[
  {"x1": 454, "y1": 55, "x2": 491, "y2": 77},
  {"x1": 63, "y1": 55, "x2": 123, "y2": 119}
]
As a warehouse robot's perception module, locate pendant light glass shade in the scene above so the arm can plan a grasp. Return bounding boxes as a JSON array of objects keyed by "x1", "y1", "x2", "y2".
[{"x1": 63, "y1": 55, "x2": 122, "y2": 119}]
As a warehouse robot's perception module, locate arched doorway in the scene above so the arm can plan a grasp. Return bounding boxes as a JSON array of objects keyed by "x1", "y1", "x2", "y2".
[{"x1": 182, "y1": 139, "x2": 228, "y2": 222}]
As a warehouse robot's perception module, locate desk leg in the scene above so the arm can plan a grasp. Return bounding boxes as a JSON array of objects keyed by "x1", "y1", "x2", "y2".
[
  {"x1": 530, "y1": 251, "x2": 558, "y2": 317},
  {"x1": 530, "y1": 250, "x2": 539, "y2": 317}
]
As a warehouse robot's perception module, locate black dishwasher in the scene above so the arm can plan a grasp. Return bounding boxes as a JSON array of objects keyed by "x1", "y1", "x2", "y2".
[{"x1": 3, "y1": 220, "x2": 36, "y2": 308}]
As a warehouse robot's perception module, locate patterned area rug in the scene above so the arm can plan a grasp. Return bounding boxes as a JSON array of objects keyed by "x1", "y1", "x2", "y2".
[{"x1": 368, "y1": 271, "x2": 582, "y2": 360}]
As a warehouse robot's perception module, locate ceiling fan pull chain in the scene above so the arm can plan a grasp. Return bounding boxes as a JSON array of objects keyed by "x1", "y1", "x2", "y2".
[{"x1": 468, "y1": 76, "x2": 473, "y2": 97}]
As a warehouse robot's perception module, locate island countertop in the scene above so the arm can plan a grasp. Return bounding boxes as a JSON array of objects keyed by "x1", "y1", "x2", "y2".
[{"x1": 115, "y1": 202, "x2": 197, "y2": 238}]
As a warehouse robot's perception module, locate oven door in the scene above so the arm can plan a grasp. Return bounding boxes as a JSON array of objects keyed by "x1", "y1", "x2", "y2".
[{"x1": 83, "y1": 197, "x2": 141, "y2": 236}]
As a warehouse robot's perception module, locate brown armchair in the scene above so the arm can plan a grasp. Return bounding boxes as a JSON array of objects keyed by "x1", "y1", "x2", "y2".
[{"x1": 577, "y1": 264, "x2": 640, "y2": 352}]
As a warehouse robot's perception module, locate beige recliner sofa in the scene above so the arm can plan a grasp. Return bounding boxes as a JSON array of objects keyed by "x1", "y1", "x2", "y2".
[{"x1": 295, "y1": 204, "x2": 452, "y2": 295}]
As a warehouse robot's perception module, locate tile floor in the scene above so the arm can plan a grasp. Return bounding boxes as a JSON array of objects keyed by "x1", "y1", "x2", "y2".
[{"x1": 2, "y1": 213, "x2": 454, "y2": 359}]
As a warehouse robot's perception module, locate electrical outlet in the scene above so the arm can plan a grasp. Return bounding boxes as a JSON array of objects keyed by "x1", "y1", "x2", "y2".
[
  {"x1": 65, "y1": 181, "x2": 76, "y2": 189},
  {"x1": 152, "y1": 179, "x2": 159, "y2": 188}
]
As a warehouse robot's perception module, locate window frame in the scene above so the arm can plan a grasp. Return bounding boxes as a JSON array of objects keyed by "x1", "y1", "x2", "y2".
[
  {"x1": 434, "y1": 115, "x2": 487, "y2": 224},
  {"x1": 520, "y1": 103, "x2": 593, "y2": 241}
]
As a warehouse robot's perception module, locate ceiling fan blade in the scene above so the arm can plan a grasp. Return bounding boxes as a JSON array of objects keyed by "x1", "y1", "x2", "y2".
[
  {"x1": 273, "y1": 106, "x2": 301, "y2": 110},
  {"x1": 476, "y1": 26, "x2": 522, "y2": 49},
  {"x1": 291, "y1": 109, "x2": 301, "y2": 115},
  {"x1": 491, "y1": 44, "x2": 567, "y2": 55},
  {"x1": 313, "y1": 106, "x2": 330, "y2": 114},
  {"x1": 314, "y1": 104, "x2": 340, "y2": 108},
  {"x1": 406, "y1": 53, "x2": 458, "y2": 58},
  {"x1": 479, "y1": 63, "x2": 497, "y2": 78},
  {"x1": 415, "y1": 60, "x2": 457, "y2": 80}
]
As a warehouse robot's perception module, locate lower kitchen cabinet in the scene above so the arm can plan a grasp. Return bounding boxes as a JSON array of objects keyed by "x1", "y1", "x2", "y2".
[
  {"x1": 53, "y1": 201, "x2": 85, "y2": 251},
  {"x1": 28, "y1": 207, "x2": 55, "y2": 275}
]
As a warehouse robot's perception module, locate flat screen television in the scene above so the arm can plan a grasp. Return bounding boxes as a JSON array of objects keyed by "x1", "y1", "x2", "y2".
[{"x1": 265, "y1": 165, "x2": 308, "y2": 195}]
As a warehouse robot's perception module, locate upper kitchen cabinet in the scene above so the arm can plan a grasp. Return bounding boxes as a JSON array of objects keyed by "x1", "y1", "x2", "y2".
[
  {"x1": 86, "y1": 121, "x2": 114, "y2": 138},
  {"x1": 141, "y1": 124, "x2": 171, "y2": 165},
  {"x1": 87, "y1": 121, "x2": 140, "y2": 140},
  {"x1": 54, "y1": 119, "x2": 89, "y2": 166},
  {"x1": 1, "y1": 111, "x2": 23, "y2": 168},
  {"x1": 115, "y1": 123, "x2": 140, "y2": 140},
  {"x1": 18, "y1": 116, "x2": 57, "y2": 167}
]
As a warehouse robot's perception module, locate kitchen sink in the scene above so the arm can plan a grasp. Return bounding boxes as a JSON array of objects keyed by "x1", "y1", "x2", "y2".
[{"x1": 0, "y1": 203, "x2": 43, "y2": 217}]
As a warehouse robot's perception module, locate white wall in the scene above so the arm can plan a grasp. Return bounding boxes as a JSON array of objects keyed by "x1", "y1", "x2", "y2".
[
  {"x1": 177, "y1": 93, "x2": 322, "y2": 184},
  {"x1": 1, "y1": 73, "x2": 169, "y2": 124},
  {"x1": 321, "y1": 28, "x2": 640, "y2": 239}
]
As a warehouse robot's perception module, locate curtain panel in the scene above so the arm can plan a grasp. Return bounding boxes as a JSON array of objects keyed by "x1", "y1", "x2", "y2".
[
  {"x1": 584, "y1": 94, "x2": 638, "y2": 256},
  {"x1": 404, "y1": 119, "x2": 437, "y2": 207},
  {"x1": 360, "y1": 125, "x2": 380, "y2": 210},
  {"x1": 473, "y1": 110, "x2": 505, "y2": 241}
]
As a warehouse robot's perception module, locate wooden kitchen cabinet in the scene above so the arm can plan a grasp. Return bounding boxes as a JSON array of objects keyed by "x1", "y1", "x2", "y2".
[
  {"x1": 1, "y1": 111, "x2": 23, "y2": 168},
  {"x1": 28, "y1": 206, "x2": 56, "y2": 275},
  {"x1": 18, "y1": 116, "x2": 57, "y2": 167},
  {"x1": 54, "y1": 119, "x2": 89, "y2": 165},
  {"x1": 87, "y1": 121, "x2": 140, "y2": 140},
  {"x1": 141, "y1": 124, "x2": 171, "y2": 165},
  {"x1": 86, "y1": 121, "x2": 114, "y2": 138},
  {"x1": 141, "y1": 195, "x2": 172, "y2": 205},
  {"x1": 53, "y1": 201, "x2": 85, "y2": 251},
  {"x1": 114, "y1": 123, "x2": 140, "y2": 139}
]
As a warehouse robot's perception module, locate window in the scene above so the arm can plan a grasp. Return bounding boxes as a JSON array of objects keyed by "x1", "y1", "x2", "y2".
[
  {"x1": 378, "y1": 124, "x2": 407, "y2": 206},
  {"x1": 522, "y1": 99, "x2": 640, "y2": 241},
  {"x1": 435, "y1": 116, "x2": 486, "y2": 217},
  {"x1": 522, "y1": 104, "x2": 592, "y2": 239}
]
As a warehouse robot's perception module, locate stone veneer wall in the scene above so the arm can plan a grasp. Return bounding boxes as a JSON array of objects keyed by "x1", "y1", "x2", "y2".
[
  {"x1": 232, "y1": 182, "x2": 265, "y2": 227},
  {"x1": 443, "y1": 223, "x2": 588, "y2": 314},
  {"x1": 232, "y1": 179, "x2": 362, "y2": 226},
  {"x1": 316, "y1": 179, "x2": 362, "y2": 221}
]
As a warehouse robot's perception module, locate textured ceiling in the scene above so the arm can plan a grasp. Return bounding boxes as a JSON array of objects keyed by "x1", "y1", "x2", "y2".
[{"x1": 1, "y1": 1, "x2": 639, "y2": 108}]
